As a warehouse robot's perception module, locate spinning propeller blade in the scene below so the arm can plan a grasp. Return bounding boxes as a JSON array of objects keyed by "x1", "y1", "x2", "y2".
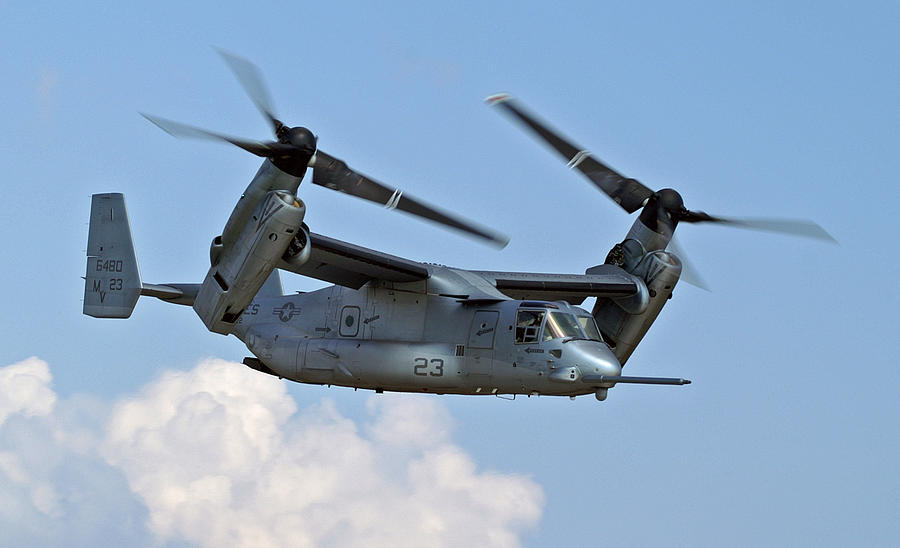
[
  {"x1": 674, "y1": 213, "x2": 835, "y2": 241},
  {"x1": 487, "y1": 93, "x2": 835, "y2": 243},
  {"x1": 311, "y1": 151, "x2": 509, "y2": 247},
  {"x1": 486, "y1": 93, "x2": 653, "y2": 213},
  {"x1": 142, "y1": 50, "x2": 508, "y2": 246},
  {"x1": 140, "y1": 114, "x2": 291, "y2": 158},
  {"x1": 216, "y1": 48, "x2": 283, "y2": 136},
  {"x1": 665, "y1": 236, "x2": 709, "y2": 291}
]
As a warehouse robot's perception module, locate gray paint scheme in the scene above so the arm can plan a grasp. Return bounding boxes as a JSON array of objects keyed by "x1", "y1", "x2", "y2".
[
  {"x1": 86, "y1": 57, "x2": 829, "y2": 401},
  {"x1": 235, "y1": 286, "x2": 626, "y2": 397},
  {"x1": 85, "y1": 153, "x2": 689, "y2": 400},
  {"x1": 85, "y1": 54, "x2": 703, "y2": 401}
]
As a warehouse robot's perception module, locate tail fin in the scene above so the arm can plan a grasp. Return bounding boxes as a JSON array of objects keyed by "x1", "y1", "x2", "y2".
[
  {"x1": 257, "y1": 270, "x2": 284, "y2": 298},
  {"x1": 83, "y1": 193, "x2": 142, "y2": 318}
]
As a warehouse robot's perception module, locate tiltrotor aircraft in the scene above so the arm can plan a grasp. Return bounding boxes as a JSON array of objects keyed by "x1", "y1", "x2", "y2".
[{"x1": 83, "y1": 52, "x2": 833, "y2": 401}]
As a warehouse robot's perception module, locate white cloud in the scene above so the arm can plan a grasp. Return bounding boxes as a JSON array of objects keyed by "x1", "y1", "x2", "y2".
[
  {"x1": 104, "y1": 358, "x2": 544, "y2": 547},
  {"x1": 0, "y1": 360, "x2": 147, "y2": 547},
  {"x1": 0, "y1": 357, "x2": 56, "y2": 427},
  {"x1": 0, "y1": 357, "x2": 544, "y2": 547},
  {"x1": 366, "y1": 394, "x2": 453, "y2": 450}
]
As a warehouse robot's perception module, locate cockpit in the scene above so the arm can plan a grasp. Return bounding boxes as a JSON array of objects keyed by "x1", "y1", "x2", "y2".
[{"x1": 514, "y1": 305, "x2": 603, "y2": 344}]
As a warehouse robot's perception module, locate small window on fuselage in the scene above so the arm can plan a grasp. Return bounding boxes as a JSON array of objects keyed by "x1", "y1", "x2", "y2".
[{"x1": 515, "y1": 309, "x2": 545, "y2": 344}]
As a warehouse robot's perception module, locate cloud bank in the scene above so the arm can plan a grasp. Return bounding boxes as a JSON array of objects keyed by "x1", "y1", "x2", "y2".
[{"x1": 0, "y1": 357, "x2": 543, "y2": 547}]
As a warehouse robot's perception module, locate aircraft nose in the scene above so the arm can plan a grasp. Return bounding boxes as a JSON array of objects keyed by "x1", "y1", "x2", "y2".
[{"x1": 567, "y1": 340, "x2": 622, "y2": 377}]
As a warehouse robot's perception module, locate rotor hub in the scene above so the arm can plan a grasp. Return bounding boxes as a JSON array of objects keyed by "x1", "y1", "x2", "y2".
[
  {"x1": 283, "y1": 126, "x2": 316, "y2": 153},
  {"x1": 656, "y1": 188, "x2": 684, "y2": 213}
]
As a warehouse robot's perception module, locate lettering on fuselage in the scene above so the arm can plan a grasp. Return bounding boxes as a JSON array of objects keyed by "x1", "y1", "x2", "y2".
[
  {"x1": 237, "y1": 303, "x2": 260, "y2": 324},
  {"x1": 95, "y1": 259, "x2": 124, "y2": 272},
  {"x1": 476, "y1": 327, "x2": 495, "y2": 337},
  {"x1": 525, "y1": 347, "x2": 544, "y2": 354},
  {"x1": 89, "y1": 258, "x2": 125, "y2": 304},
  {"x1": 413, "y1": 358, "x2": 444, "y2": 377},
  {"x1": 273, "y1": 302, "x2": 301, "y2": 322},
  {"x1": 363, "y1": 314, "x2": 380, "y2": 324}
]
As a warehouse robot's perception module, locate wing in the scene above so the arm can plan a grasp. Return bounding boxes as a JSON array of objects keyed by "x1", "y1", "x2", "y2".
[
  {"x1": 277, "y1": 235, "x2": 637, "y2": 303},
  {"x1": 473, "y1": 265, "x2": 638, "y2": 304},
  {"x1": 278, "y1": 232, "x2": 431, "y2": 289}
]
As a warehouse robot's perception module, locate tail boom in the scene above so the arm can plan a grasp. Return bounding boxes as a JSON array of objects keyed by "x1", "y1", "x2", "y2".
[{"x1": 83, "y1": 193, "x2": 200, "y2": 318}]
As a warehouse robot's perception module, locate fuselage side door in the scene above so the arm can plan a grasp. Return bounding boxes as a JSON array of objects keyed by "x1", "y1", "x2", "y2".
[{"x1": 466, "y1": 310, "x2": 499, "y2": 379}]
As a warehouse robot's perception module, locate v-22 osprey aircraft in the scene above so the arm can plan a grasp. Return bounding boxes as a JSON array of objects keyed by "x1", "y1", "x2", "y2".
[{"x1": 83, "y1": 52, "x2": 833, "y2": 401}]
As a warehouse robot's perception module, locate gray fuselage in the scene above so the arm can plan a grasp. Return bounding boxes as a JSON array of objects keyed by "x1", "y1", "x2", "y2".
[{"x1": 234, "y1": 273, "x2": 622, "y2": 397}]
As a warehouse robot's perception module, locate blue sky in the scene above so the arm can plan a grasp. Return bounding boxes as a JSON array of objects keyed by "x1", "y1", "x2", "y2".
[{"x1": 1, "y1": 1, "x2": 898, "y2": 546}]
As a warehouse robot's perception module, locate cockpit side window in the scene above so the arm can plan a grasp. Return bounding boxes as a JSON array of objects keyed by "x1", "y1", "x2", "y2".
[
  {"x1": 576, "y1": 315, "x2": 603, "y2": 342},
  {"x1": 515, "y1": 309, "x2": 545, "y2": 343}
]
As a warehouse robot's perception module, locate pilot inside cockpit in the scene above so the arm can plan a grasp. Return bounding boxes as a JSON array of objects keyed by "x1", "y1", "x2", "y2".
[{"x1": 515, "y1": 309, "x2": 546, "y2": 343}]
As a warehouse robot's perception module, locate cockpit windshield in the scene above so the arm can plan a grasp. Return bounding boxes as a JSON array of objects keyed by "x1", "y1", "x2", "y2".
[
  {"x1": 576, "y1": 315, "x2": 603, "y2": 342},
  {"x1": 516, "y1": 309, "x2": 602, "y2": 344},
  {"x1": 542, "y1": 312, "x2": 585, "y2": 341}
]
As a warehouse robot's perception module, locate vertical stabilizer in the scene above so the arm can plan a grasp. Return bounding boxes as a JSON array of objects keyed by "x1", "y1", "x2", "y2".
[
  {"x1": 83, "y1": 193, "x2": 143, "y2": 318},
  {"x1": 258, "y1": 270, "x2": 284, "y2": 298}
]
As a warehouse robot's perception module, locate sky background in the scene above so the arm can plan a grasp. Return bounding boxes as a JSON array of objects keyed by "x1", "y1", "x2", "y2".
[{"x1": 1, "y1": 0, "x2": 898, "y2": 546}]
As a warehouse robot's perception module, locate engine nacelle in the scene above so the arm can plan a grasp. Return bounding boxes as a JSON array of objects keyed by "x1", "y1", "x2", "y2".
[
  {"x1": 281, "y1": 222, "x2": 312, "y2": 269},
  {"x1": 592, "y1": 216, "x2": 682, "y2": 365},
  {"x1": 593, "y1": 249, "x2": 681, "y2": 364},
  {"x1": 194, "y1": 190, "x2": 306, "y2": 335}
]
